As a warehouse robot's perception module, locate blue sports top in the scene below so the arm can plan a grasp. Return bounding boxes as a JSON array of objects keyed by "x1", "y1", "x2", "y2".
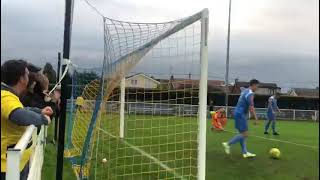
[
  {"x1": 267, "y1": 95, "x2": 279, "y2": 114},
  {"x1": 234, "y1": 88, "x2": 254, "y2": 115}
]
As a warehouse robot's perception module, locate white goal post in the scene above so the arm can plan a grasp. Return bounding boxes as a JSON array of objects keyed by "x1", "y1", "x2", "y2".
[
  {"x1": 197, "y1": 8, "x2": 209, "y2": 180},
  {"x1": 116, "y1": 9, "x2": 209, "y2": 180},
  {"x1": 119, "y1": 77, "x2": 126, "y2": 139}
]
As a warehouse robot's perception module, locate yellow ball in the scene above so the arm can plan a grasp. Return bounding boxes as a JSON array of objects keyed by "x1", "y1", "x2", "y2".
[
  {"x1": 102, "y1": 158, "x2": 108, "y2": 163},
  {"x1": 269, "y1": 148, "x2": 281, "y2": 159},
  {"x1": 75, "y1": 96, "x2": 85, "y2": 106}
]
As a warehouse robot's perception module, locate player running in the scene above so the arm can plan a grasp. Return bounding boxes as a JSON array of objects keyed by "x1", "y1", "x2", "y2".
[
  {"x1": 222, "y1": 79, "x2": 259, "y2": 158},
  {"x1": 264, "y1": 93, "x2": 281, "y2": 135}
]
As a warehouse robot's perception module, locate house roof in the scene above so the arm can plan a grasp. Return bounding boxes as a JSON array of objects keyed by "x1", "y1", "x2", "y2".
[
  {"x1": 170, "y1": 79, "x2": 199, "y2": 89},
  {"x1": 126, "y1": 73, "x2": 160, "y2": 84},
  {"x1": 208, "y1": 80, "x2": 225, "y2": 87},
  {"x1": 207, "y1": 80, "x2": 226, "y2": 92},
  {"x1": 229, "y1": 81, "x2": 280, "y2": 94},
  {"x1": 235, "y1": 81, "x2": 279, "y2": 89},
  {"x1": 290, "y1": 88, "x2": 319, "y2": 97},
  {"x1": 156, "y1": 79, "x2": 225, "y2": 90}
]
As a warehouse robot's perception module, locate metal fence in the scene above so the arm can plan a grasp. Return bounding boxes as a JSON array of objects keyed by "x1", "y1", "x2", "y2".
[
  {"x1": 67, "y1": 100, "x2": 319, "y2": 122},
  {"x1": 6, "y1": 125, "x2": 46, "y2": 180},
  {"x1": 251, "y1": 107, "x2": 319, "y2": 121}
]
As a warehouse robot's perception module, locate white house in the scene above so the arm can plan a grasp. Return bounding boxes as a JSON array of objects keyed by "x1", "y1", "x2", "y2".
[{"x1": 125, "y1": 73, "x2": 160, "y2": 89}]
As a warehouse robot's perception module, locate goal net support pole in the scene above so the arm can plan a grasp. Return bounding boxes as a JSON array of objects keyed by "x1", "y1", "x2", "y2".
[
  {"x1": 120, "y1": 77, "x2": 125, "y2": 138},
  {"x1": 197, "y1": 8, "x2": 209, "y2": 180}
]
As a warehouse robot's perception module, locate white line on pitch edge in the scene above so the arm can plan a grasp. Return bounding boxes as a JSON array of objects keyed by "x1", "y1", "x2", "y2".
[
  {"x1": 98, "y1": 128, "x2": 186, "y2": 180},
  {"x1": 223, "y1": 129, "x2": 319, "y2": 150}
]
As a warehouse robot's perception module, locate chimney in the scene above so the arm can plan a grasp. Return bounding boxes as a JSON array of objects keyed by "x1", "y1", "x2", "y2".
[{"x1": 188, "y1": 73, "x2": 191, "y2": 80}]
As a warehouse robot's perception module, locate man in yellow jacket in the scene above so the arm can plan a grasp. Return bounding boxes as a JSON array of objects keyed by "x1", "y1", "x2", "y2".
[{"x1": 1, "y1": 60, "x2": 53, "y2": 180}]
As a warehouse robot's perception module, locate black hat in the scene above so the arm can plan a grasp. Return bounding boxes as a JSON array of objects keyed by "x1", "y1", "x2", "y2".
[{"x1": 27, "y1": 63, "x2": 41, "y2": 73}]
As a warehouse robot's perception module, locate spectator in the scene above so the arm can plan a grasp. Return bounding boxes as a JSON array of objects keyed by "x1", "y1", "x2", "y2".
[
  {"x1": 20, "y1": 72, "x2": 58, "y2": 136},
  {"x1": 53, "y1": 85, "x2": 61, "y2": 116},
  {"x1": 20, "y1": 72, "x2": 57, "y2": 118},
  {"x1": 1, "y1": 60, "x2": 52, "y2": 180},
  {"x1": 49, "y1": 85, "x2": 61, "y2": 111},
  {"x1": 26, "y1": 63, "x2": 42, "y2": 74},
  {"x1": 21, "y1": 69, "x2": 62, "y2": 144},
  {"x1": 52, "y1": 85, "x2": 61, "y2": 143}
]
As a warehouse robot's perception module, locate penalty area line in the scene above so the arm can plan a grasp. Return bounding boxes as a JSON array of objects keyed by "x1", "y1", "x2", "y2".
[
  {"x1": 98, "y1": 128, "x2": 186, "y2": 180},
  {"x1": 223, "y1": 129, "x2": 319, "y2": 150}
]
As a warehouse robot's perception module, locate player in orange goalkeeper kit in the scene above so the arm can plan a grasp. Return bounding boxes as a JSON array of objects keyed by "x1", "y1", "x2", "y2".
[{"x1": 211, "y1": 108, "x2": 227, "y2": 131}]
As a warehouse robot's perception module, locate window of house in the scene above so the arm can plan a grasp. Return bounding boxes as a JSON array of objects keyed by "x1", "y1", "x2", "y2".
[{"x1": 131, "y1": 80, "x2": 137, "y2": 85}]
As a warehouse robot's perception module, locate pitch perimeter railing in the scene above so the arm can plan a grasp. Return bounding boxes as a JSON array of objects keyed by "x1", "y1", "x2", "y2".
[
  {"x1": 66, "y1": 100, "x2": 319, "y2": 122},
  {"x1": 6, "y1": 125, "x2": 47, "y2": 180}
]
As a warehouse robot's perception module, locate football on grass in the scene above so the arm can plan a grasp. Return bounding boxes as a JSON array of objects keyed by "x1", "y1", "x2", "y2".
[{"x1": 269, "y1": 148, "x2": 281, "y2": 159}]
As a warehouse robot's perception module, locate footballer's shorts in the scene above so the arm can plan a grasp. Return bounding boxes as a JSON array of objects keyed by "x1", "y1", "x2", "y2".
[
  {"x1": 234, "y1": 112, "x2": 248, "y2": 133},
  {"x1": 267, "y1": 111, "x2": 275, "y2": 121}
]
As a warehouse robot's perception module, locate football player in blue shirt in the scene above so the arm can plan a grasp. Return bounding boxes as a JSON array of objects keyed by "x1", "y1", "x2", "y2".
[
  {"x1": 264, "y1": 93, "x2": 281, "y2": 135},
  {"x1": 222, "y1": 79, "x2": 259, "y2": 158}
]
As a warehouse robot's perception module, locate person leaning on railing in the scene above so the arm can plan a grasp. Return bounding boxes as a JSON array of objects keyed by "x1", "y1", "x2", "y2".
[
  {"x1": 1, "y1": 60, "x2": 53, "y2": 180},
  {"x1": 20, "y1": 67, "x2": 57, "y2": 135}
]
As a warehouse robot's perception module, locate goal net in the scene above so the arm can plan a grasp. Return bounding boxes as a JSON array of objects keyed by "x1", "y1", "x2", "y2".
[{"x1": 65, "y1": 9, "x2": 209, "y2": 180}]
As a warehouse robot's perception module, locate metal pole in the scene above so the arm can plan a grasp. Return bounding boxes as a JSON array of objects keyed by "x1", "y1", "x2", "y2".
[
  {"x1": 56, "y1": 0, "x2": 73, "y2": 179},
  {"x1": 197, "y1": 8, "x2": 209, "y2": 180},
  {"x1": 57, "y1": 53, "x2": 62, "y2": 80},
  {"x1": 120, "y1": 78, "x2": 125, "y2": 138},
  {"x1": 225, "y1": 0, "x2": 232, "y2": 116},
  {"x1": 54, "y1": 52, "x2": 61, "y2": 142}
]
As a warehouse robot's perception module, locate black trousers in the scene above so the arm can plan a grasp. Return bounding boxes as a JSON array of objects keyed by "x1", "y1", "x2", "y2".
[{"x1": 1, "y1": 161, "x2": 30, "y2": 180}]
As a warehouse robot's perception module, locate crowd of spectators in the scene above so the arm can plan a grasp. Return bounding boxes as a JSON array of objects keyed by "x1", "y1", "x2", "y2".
[{"x1": 1, "y1": 59, "x2": 61, "y2": 180}]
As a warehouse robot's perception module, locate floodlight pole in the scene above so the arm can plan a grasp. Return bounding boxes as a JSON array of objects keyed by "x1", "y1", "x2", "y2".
[
  {"x1": 56, "y1": 0, "x2": 73, "y2": 180},
  {"x1": 225, "y1": 0, "x2": 232, "y2": 116}
]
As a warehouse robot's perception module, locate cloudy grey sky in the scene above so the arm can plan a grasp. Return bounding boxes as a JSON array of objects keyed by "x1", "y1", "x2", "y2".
[{"x1": 1, "y1": 0, "x2": 319, "y2": 89}]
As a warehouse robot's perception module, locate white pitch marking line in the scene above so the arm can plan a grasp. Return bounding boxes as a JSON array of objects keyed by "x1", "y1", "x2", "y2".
[
  {"x1": 223, "y1": 129, "x2": 319, "y2": 150},
  {"x1": 98, "y1": 128, "x2": 186, "y2": 180}
]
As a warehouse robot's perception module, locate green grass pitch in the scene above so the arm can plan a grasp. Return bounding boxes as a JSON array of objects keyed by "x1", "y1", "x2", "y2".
[{"x1": 42, "y1": 116, "x2": 319, "y2": 180}]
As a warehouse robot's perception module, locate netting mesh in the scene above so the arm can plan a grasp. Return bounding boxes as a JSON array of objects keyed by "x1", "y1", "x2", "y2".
[{"x1": 65, "y1": 9, "x2": 207, "y2": 180}]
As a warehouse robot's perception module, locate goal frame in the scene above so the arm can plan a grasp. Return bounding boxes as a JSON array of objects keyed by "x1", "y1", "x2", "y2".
[
  {"x1": 65, "y1": 8, "x2": 210, "y2": 180},
  {"x1": 117, "y1": 8, "x2": 209, "y2": 180}
]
